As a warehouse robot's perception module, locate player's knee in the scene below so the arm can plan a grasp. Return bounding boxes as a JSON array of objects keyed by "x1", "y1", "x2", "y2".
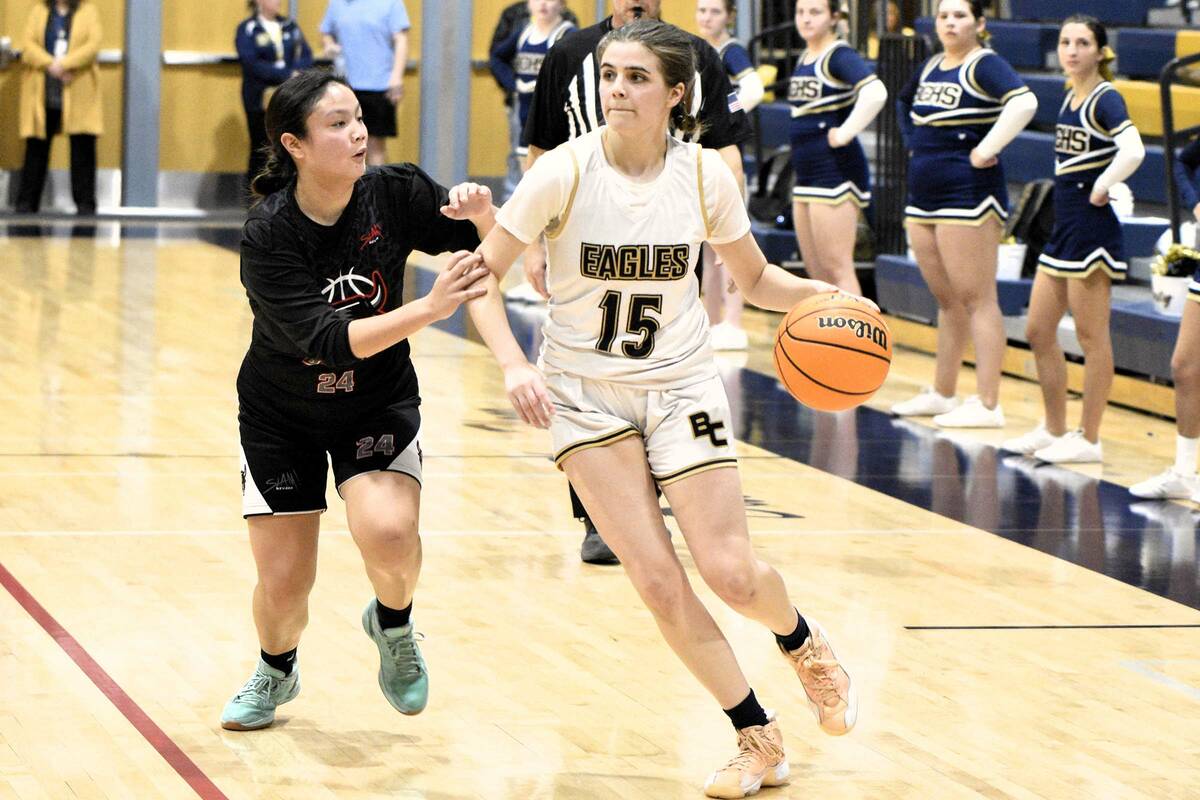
[
  {"x1": 258, "y1": 570, "x2": 314, "y2": 610},
  {"x1": 959, "y1": 292, "x2": 991, "y2": 316},
  {"x1": 1172, "y1": 352, "x2": 1200, "y2": 387},
  {"x1": 1074, "y1": 324, "x2": 1111, "y2": 357},
  {"x1": 356, "y1": 516, "x2": 420, "y2": 564},
  {"x1": 632, "y1": 568, "x2": 688, "y2": 620},
  {"x1": 1025, "y1": 318, "x2": 1056, "y2": 350},
  {"x1": 709, "y1": 560, "x2": 759, "y2": 609}
]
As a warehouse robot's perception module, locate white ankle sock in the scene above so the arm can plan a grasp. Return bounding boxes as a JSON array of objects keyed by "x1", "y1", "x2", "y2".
[{"x1": 1175, "y1": 435, "x2": 1199, "y2": 476}]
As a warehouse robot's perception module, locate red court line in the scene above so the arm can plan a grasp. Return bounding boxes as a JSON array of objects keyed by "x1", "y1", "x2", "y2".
[{"x1": 0, "y1": 561, "x2": 229, "y2": 800}]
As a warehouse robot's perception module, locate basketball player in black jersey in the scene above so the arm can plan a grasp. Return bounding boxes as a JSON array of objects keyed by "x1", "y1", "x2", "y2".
[{"x1": 221, "y1": 69, "x2": 494, "y2": 730}]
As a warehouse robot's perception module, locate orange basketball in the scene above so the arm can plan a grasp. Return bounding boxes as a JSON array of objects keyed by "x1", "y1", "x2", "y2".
[{"x1": 773, "y1": 292, "x2": 892, "y2": 411}]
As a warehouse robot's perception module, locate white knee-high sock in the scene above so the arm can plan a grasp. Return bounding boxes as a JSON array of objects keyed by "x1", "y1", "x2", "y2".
[{"x1": 1174, "y1": 434, "x2": 1199, "y2": 476}]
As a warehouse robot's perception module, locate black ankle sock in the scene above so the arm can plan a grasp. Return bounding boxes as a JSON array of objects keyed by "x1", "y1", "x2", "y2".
[
  {"x1": 723, "y1": 689, "x2": 770, "y2": 731},
  {"x1": 261, "y1": 647, "x2": 296, "y2": 676},
  {"x1": 376, "y1": 599, "x2": 412, "y2": 630},
  {"x1": 775, "y1": 610, "x2": 811, "y2": 653}
]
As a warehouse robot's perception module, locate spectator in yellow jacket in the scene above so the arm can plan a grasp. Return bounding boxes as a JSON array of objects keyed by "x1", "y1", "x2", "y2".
[{"x1": 16, "y1": 0, "x2": 103, "y2": 215}]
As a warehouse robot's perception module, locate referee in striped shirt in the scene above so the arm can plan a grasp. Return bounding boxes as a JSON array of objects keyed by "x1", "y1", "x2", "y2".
[{"x1": 520, "y1": 0, "x2": 752, "y2": 564}]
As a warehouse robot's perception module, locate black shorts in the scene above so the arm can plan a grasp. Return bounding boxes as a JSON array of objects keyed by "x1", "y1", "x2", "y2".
[
  {"x1": 355, "y1": 90, "x2": 398, "y2": 138},
  {"x1": 239, "y1": 402, "x2": 421, "y2": 517}
]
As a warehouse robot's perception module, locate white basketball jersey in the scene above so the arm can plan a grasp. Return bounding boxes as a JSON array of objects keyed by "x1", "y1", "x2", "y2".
[{"x1": 496, "y1": 127, "x2": 751, "y2": 388}]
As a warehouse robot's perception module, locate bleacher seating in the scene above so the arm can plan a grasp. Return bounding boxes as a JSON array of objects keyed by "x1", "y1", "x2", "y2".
[
  {"x1": 1115, "y1": 28, "x2": 1178, "y2": 79},
  {"x1": 1009, "y1": 0, "x2": 1165, "y2": 27},
  {"x1": 874, "y1": 255, "x2": 1179, "y2": 382},
  {"x1": 913, "y1": 18, "x2": 1056, "y2": 70},
  {"x1": 1114, "y1": 79, "x2": 1200, "y2": 137},
  {"x1": 749, "y1": 7, "x2": 1194, "y2": 387}
]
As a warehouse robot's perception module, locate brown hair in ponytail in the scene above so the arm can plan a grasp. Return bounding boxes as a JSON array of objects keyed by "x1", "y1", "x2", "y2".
[
  {"x1": 596, "y1": 19, "x2": 706, "y2": 138},
  {"x1": 251, "y1": 69, "x2": 348, "y2": 202},
  {"x1": 1062, "y1": 14, "x2": 1115, "y2": 82}
]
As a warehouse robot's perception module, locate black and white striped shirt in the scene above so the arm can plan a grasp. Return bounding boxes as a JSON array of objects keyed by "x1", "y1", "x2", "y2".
[{"x1": 521, "y1": 17, "x2": 751, "y2": 152}]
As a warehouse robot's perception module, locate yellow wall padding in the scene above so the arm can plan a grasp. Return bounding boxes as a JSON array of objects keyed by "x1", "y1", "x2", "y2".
[
  {"x1": 1113, "y1": 78, "x2": 1200, "y2": 138},
  {"x1": 1177, "y1": 29, "x2": 1200, "y2": 59},
  {"x1": 0, "y1": 0, "x2": 124, "y2": 169}
]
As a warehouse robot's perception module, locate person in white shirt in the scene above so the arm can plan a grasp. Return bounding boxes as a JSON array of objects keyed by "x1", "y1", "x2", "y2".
[{"x1": 459, "y1": 19, "x2": 864, "y2": 797}]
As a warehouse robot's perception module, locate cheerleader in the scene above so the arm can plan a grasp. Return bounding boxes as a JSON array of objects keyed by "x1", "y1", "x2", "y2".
[
  {"x1": 1003, "y1": 16, "x2": 1144, "y2": 463},
  {"x1": 788, "y1": 0, "x2": 887, "y2": 295},
  {"x1": 696, "y1": 0, "x2": 764, "y2": 350},
  {"x1": 892, "y1": 0, "x2": 1036, "y2": 427},
  {"x1": 1130, "y1": 137, "x2": 1200, "y2": 497}
]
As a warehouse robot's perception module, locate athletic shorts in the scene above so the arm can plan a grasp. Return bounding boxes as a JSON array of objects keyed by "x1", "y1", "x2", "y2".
[
  {"x1": 546, "y1": 371, "x2": 737, "y2": 485},
  {"x1": 239, "y1": 402, "x2": 422, "y2": 517},
  {"x1": 355, "y1": 89, "x2": 398, "y2": 138}
]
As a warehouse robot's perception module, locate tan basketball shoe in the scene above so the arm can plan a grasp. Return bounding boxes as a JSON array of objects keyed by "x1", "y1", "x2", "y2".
[
  {"x1": 778, "y1": 620, "x2": 858, "y2": 735},
  {"x1": 703, "y1": 714, "x2": 788, "y2": 798}
]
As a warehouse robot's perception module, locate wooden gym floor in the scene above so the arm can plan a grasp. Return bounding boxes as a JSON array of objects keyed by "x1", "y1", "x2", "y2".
[{"x1": 1, "y1": 222, "x2": 1198, "y2": 799}]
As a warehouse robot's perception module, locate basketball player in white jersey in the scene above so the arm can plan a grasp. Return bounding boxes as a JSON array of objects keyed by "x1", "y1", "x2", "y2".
[{"x1": 460, "y1": 20, "x2": 865, "y2": 798}]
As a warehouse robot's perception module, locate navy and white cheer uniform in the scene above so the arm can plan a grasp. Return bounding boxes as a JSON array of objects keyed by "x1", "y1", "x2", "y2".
[
  {"x1": 512, "y1": 19, "x2": 575, "y2": 153},
  {"x1": 787, "y1": 41, "x2": 879, "y2": 207},
  {"x1": 899, "y1": 48, "x2": 1030, "y2": 225},
  {"x1": 719, "y1": 38, "x2": 755, "y2": 101},
  {"x1": 1038, "y1": 81, "x2": 1134, "y2": 279}
]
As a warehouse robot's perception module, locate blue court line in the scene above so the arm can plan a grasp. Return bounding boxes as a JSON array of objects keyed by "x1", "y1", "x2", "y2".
[
  {"x1": 417, "y1": 268, "x2": 1200, "y2": 615},
  {"x1": 181, "y1": 228, "x2": 1200, "y2": 616}
]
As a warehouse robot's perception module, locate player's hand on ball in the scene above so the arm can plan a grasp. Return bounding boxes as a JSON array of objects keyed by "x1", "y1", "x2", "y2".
[
  {"x1": 425, "y1": 250, "x2": 490, "y2": 320},
  {"x1": 1088, "y1": 187, "x2": 1109, "y2": 207},
  {"x1": 504, "y1": 363, "x2": 554, "y2": 428},
  {"x1": 837, "y1": 291, "x2": 880, "y2": 313},
  {"x1": 440, "y1": 183, "x2": 493, "y2": 221}
]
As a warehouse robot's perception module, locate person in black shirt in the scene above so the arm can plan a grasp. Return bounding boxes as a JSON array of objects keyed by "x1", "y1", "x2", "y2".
[
  {"x1": 520, "y1": 0, "x2": 752, "y2": 564},
  {"x1": 221, "y1": 69, "x2": 495, "y2": 731}
]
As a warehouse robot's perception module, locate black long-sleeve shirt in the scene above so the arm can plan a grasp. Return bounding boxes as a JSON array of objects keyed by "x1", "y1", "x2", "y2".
[{"x1": 238, "y1": 164, "x2": 480, "y2": 425}]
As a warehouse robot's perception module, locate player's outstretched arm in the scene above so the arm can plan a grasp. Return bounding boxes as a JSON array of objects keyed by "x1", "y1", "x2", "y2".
[
  {"x1": 347, "y1": 251, "x2": 490, "y2": 359},
  {"x1": 714, "y1": 232, "x2": 840, "y2": 312},
  {"x1": 465, "y1": 226, "x2": 555, "y2": 428},
  {"x1": 440, "y1": 182, "x2": 498, "y2": 240}
]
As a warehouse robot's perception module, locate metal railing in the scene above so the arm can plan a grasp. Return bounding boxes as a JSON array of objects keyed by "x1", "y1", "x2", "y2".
[
  {"x1": 874, "y1": 31, "x2": 928, "y2": 254},
  {"x1": 1161, "y1": 51, "x2": 1200, "y2": 246}
]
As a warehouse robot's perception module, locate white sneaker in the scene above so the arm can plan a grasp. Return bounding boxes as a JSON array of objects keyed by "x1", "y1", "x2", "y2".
[
  {"x1": 505, "y1": 281, "x2": 545, "y2": 304},
  {"x1": 1130, "y1": 467, "x2": 1198, "y2": 500},
  {"x1": 1033, "y1": 430, "x2": 1102, "y2": 463},
  {"x1": 710, "y1": 322, "x2": 749, "y2": 351},
  {"x1": 891, "y1": 387, "x2": 959, "y2": 417},
  {"x1": 932, "y1": 396, "x2": 1004, "y2": 428},
  {"x1": 1001, "y1": 424, "x2": 1058, "y2": 455}
]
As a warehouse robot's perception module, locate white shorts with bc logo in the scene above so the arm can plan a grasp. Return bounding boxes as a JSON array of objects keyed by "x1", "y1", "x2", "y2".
[{"x1": 546, "y1": 371, "x2": 738, "y2": 485}]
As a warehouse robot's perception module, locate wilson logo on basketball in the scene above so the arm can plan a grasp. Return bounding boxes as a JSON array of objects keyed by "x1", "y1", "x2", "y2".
[{"x1": 817, "y1": 315, "x2": 888, "y2": 350}]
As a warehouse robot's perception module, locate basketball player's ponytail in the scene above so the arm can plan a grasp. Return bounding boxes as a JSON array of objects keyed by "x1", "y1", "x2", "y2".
[
  {"x1": 251, "y1": 69, "x2": 349, "y2": 203},
  {"x1": 597, "y1": 19, "x2": 708, "y2": 140}
]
